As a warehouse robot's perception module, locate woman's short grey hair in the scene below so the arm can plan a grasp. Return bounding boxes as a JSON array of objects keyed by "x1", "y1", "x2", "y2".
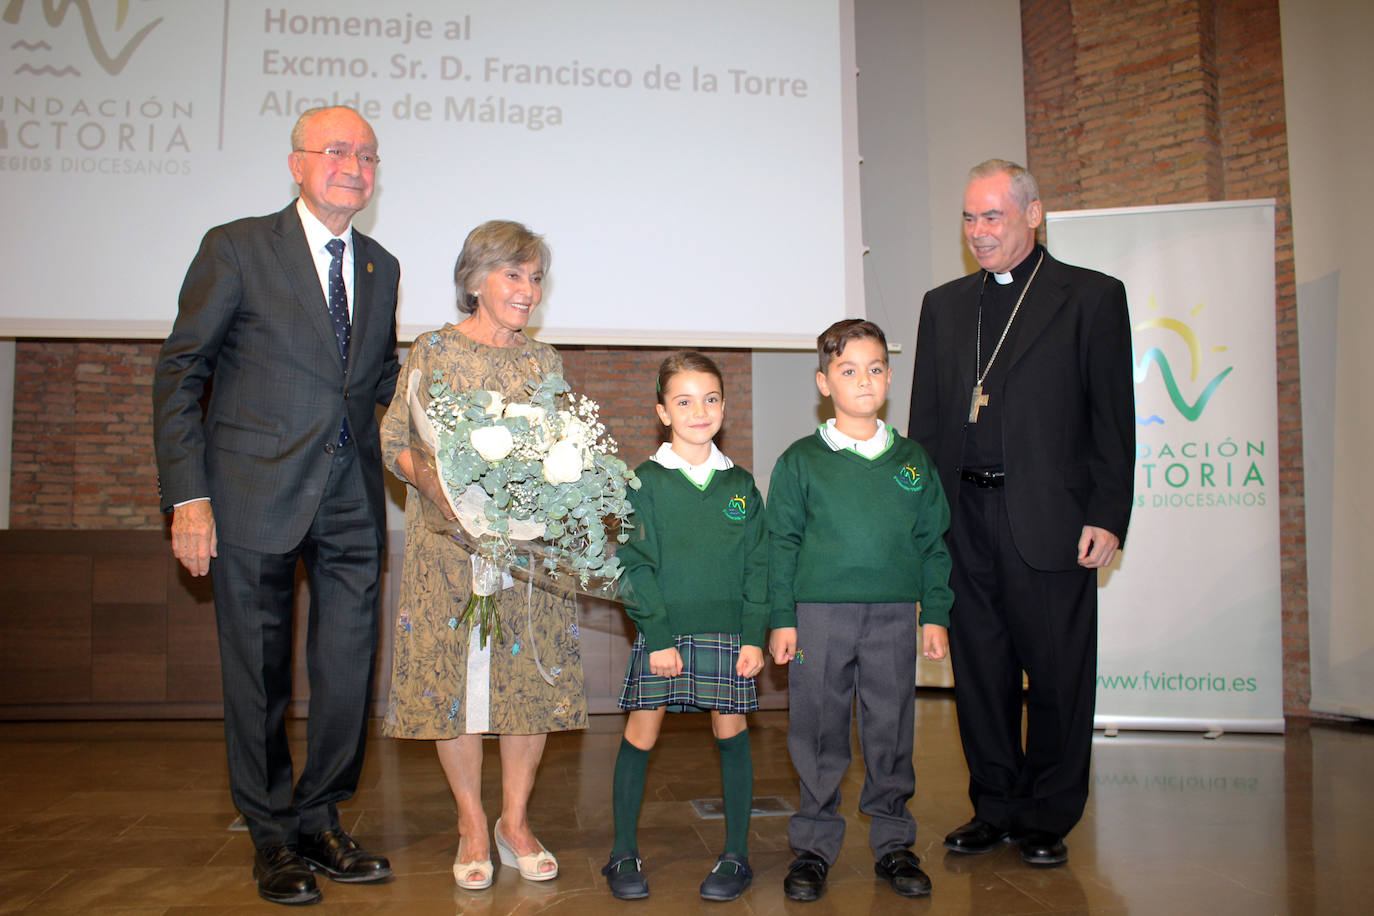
[
  {"x1": 453, "y1": 220, "x2": 551, "y2": 315},
  {"x1": 968, "y1": 158, "x2": 1040, "y2": 213}
]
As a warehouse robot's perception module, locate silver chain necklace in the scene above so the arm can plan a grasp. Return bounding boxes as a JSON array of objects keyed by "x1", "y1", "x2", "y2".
[{"x1": 969, "y1": 251, "x2": 1045, "y2": 423}]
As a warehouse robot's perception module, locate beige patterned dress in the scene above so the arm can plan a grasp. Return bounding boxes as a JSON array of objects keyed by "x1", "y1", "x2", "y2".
[{"x1": 380, "y1": 325, "x2": 588, "y2": 737}]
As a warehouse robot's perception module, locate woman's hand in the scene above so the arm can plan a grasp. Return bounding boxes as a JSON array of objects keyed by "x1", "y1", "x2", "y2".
[
  {"x1": 736, "y1": 645, "x2": 765, "y2": 679},
  {"x1": 648, "y1": 647, "x2": 683, "y2": 677},
  {"x1": 398, "y1": 448, "x2": 458, "y2": 521}
]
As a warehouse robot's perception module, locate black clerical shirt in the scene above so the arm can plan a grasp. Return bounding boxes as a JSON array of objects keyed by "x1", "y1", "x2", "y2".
[{"x1": 960, "y1": 244, "x2": 1046, "y2": 471}]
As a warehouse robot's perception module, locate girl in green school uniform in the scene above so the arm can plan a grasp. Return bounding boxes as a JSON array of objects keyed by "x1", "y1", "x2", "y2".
[{"x1": 602, "y1": 351, "x2": 769, "y2": 903}]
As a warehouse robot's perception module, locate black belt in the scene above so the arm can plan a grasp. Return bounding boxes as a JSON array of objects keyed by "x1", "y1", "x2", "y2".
[{"x1": 960, "y1": 468, "x2": 1005, "y2": 488}]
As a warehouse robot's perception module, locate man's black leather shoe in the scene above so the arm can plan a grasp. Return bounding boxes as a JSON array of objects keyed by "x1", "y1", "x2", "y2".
[
  {"x1": 874, "y1": 849, "x2": 932, "y2": 897},
  {"x1": 253, "y1": 845, "x2": 321, "y2": 906},
  {"x1": 944, "y1": 818, "x2": 1010, "y2": 854},
  {"x1": 1018, "y1": 831, "x2": 1068, "y2": 867},
  {"x1": 783, "y1": 854, "x2": 828, "y2": 902},
  {"x1": 298, "y1": 828, "x2": 392, "y2": 883}
]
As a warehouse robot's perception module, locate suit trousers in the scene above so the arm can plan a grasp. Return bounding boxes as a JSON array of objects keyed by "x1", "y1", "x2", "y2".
[
  {"x1": 947, "y1": 480, "x2": 1097, "y2": 837},
  {"x1": 210, "y1": 443, "x2": 382, "y2": 850},
  {"x1": 787, "y1": 602, "x2": 919, "y2": 864}
]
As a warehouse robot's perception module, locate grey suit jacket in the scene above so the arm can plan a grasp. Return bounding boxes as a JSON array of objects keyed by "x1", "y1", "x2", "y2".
[
  {"x1": 907, "y1": 249, "x2": 1135, "y2": 571},
  {"x1": 152, "y1": 202, "x2": 401, "y2": 553}
]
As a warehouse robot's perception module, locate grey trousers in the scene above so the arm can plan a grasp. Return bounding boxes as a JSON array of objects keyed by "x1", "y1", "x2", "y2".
[{"x1": 786, "y1": 602, "x2": 920, "y2": 864}]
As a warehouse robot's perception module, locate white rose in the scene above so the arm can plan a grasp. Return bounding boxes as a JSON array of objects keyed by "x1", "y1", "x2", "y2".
[
  {"x1": 480, "y1": 391, "x2": 505, "y2": 417},
  {"x1": 543, "y1": 439, "x2": 585, "y2": 484},
  {"x1": 503, "y1": 402, "x2": 547, "y2": 427},
  {"x1": 560, "y1": 415, "x2": 592, "y2": 447},
  {"x1": 469, "y1": 424, "x2": 514, "y2": 462}
]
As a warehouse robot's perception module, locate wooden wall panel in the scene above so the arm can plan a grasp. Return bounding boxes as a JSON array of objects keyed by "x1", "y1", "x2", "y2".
[{"x1": 0, "y1": 531, "x2": 698, "y2": 719}]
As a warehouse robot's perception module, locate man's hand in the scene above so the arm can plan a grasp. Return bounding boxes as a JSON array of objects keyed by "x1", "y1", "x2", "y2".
[
  {"x1": 171, "y1": 499, "x2": 217, "y2": 577},
  {"x1": 1077, "y1": 525, "x2": 1120, "y2": 569}
]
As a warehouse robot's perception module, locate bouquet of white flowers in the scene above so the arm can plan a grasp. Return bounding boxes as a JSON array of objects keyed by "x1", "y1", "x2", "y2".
[{"x1": 405, "y1": 368, "x2": 638, "y2": 650}]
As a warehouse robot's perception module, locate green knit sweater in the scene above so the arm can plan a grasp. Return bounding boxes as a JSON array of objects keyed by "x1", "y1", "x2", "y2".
[
  {"x1": 766, "y1": 428, "x2": 953, "y2": 628},
  {"x1": 617, "y1": 462, "x2": 770, "y2": 651}
]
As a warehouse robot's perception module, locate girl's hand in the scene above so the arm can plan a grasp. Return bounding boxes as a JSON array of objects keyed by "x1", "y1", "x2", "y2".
[
  {"x1": 768, "y1": 627, "x2": 798, "y2": 665},
  {"x1": 649, "y1": 647, "x2": 683, "y2": 677},
  {"x1": 921, "y1": 623, "x2": 949, "y2": 661},
  {"x1": 736, "y1": 645, "x2": 765, "y2": 679}
]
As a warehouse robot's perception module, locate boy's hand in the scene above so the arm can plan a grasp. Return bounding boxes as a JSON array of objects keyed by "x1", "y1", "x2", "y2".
[
  {"x1": 921, "y1": 623, "x2": 949, "y2": 661},
  {"x1": 648, "y1": 647, "x2": 683, "y2": 677},
  {"x1": 768, "y1": 627, "x2": 798, "y2": 665},
  {"x1": 736, "y1": 645, "x2": 765, "y2": 679}
]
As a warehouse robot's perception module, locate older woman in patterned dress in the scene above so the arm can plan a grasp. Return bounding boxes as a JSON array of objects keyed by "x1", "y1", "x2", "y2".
[{"x1": 380, "y1": 221, "x2": 585, "y2": 889}]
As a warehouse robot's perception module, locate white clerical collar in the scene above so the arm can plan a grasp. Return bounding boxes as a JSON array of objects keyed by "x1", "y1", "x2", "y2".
[
  {"x1": 993, "y1": 246, "x2": 1044, "y2": 285},
  {"x1": 820, "y1": 418, "x2": 891, "y2": 458},
  {"x1": 651, "y1": 441, "x2": 732, "y2": 487}
]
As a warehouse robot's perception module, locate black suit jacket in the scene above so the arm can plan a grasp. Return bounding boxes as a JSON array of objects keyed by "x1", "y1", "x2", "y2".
[
  {"x1": 907, "y1": 250, "x2": 1135, "y2": 571},
  {"x1": 153, "y1": 202, "x2": 401, "y2": 553}
]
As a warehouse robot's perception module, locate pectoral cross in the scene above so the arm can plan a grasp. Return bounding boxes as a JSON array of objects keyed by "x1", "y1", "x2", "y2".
[{"x1": 968, "y1": 385, "x2": 989, "y2": 423}]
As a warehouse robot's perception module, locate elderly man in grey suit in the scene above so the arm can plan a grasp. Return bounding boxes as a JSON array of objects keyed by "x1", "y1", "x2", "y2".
[{"x1": 153, "y1": 106, "x2": 400, "y2": 906}]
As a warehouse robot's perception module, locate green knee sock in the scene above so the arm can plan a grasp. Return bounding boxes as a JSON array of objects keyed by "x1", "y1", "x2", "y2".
[
  {"x1": 612, "y1": 737, "x2": 651, "y2": 856},
  {"x1": 717, "y1": 730, "x2": 753, "y2": 858}
]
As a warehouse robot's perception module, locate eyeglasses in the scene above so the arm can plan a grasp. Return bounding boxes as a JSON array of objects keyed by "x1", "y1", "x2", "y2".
[{"x1": 295, "y1": 147, "x2": 380, "y2": 169}]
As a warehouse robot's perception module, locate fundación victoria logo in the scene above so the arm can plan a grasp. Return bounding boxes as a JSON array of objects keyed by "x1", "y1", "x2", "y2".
[
  {"x1": 1, "y1": 1, "x2": 192, "y2": 174},
  {"x1": 1132, "y1": 296, "x2": 1233, "y2": 426},
  {"x1": 4, "y1": 0, "x2": 163, "y2": 77},
  {"x1": 1131, "y1": 295, "x2": 1270, "y2": 510}
]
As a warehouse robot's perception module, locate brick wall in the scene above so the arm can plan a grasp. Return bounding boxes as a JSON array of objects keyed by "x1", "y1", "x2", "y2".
[
  {"x1": 6, "y1": 340, "x2": 753, "y2": 528},
  {"x1": 1022, "y1": 0, "x2": 1306, "y2": 713},
  {"x1": 559, "y1": 346, "x2": 754, "y2": 472},
  {"x1": 10, "y1": 340, "x2": 163, "y2": 530}
]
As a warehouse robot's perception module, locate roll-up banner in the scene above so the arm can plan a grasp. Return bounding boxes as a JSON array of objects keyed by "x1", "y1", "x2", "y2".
[{"x1": 1048, "y1": 200, "x2": 1283, "y2": 734}]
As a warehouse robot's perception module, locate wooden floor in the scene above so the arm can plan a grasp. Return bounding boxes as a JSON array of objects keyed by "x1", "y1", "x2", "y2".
[{"x1": 0, "y1": 696, "x2": 1369, "y2": 913}]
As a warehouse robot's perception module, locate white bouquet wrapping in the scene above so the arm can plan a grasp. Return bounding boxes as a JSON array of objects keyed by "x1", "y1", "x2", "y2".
[{"x1": 405, "y1": 369, "x2": 638, "y2": 651}]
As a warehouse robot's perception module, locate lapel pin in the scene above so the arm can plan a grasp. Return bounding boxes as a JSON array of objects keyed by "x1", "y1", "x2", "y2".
[{"x1": 367, "y1": 262, "x2": 374, "y2": 273}]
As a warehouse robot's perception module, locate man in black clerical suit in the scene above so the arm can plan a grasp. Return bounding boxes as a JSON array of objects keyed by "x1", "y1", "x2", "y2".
[
  {"x1": 152, "y1": 106, "x2": 400, "y2": 905},
  {"x1": 908, "y1": 159, "x2": 1135, "y2": 868}
]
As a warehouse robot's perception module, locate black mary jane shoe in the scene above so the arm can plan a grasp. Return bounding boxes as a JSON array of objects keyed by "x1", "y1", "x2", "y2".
[
  {"x1": 782, "y1": 853, "x2": 828, "y2": 902},
  {"x1": 253, "y1": 845, "x2": 322, "y2": 906},
  {"x1": 602, "y1": 850, "x2": 650, "y2": 900},
  {"x1": 943, "y1": 818, "x2": 1011, "y2": 854},
  {"x1": 1018, "y1": 830, "x2": 1068, "y2": 867},
  {"x1": 874, "y1": 849, "x2": 933, "y2": 897},
  {"x1": 699, "y1": 853, "x2": 753, "y2": 902},
  {"x1": 297, "y1": 828, "x2": 392, "y2": 884}
]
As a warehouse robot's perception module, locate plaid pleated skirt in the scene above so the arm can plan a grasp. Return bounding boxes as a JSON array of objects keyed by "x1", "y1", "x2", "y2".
[{"x1": 618, "y1": 632, "x2": 759, "y2": 714}]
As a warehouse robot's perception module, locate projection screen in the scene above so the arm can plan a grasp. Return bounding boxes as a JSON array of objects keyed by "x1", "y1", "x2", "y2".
[{"x1": 0, "y1": 0, "x2": 863, "y2": 347}]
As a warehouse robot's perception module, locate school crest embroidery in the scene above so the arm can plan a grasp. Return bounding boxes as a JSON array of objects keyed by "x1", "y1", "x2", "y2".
[
  {"x1": 894, "y1": 463, "x2": 925, "y2": 493},
  {"x1": 723, "y1": 493, "x2": 748, "y2": 521}
]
